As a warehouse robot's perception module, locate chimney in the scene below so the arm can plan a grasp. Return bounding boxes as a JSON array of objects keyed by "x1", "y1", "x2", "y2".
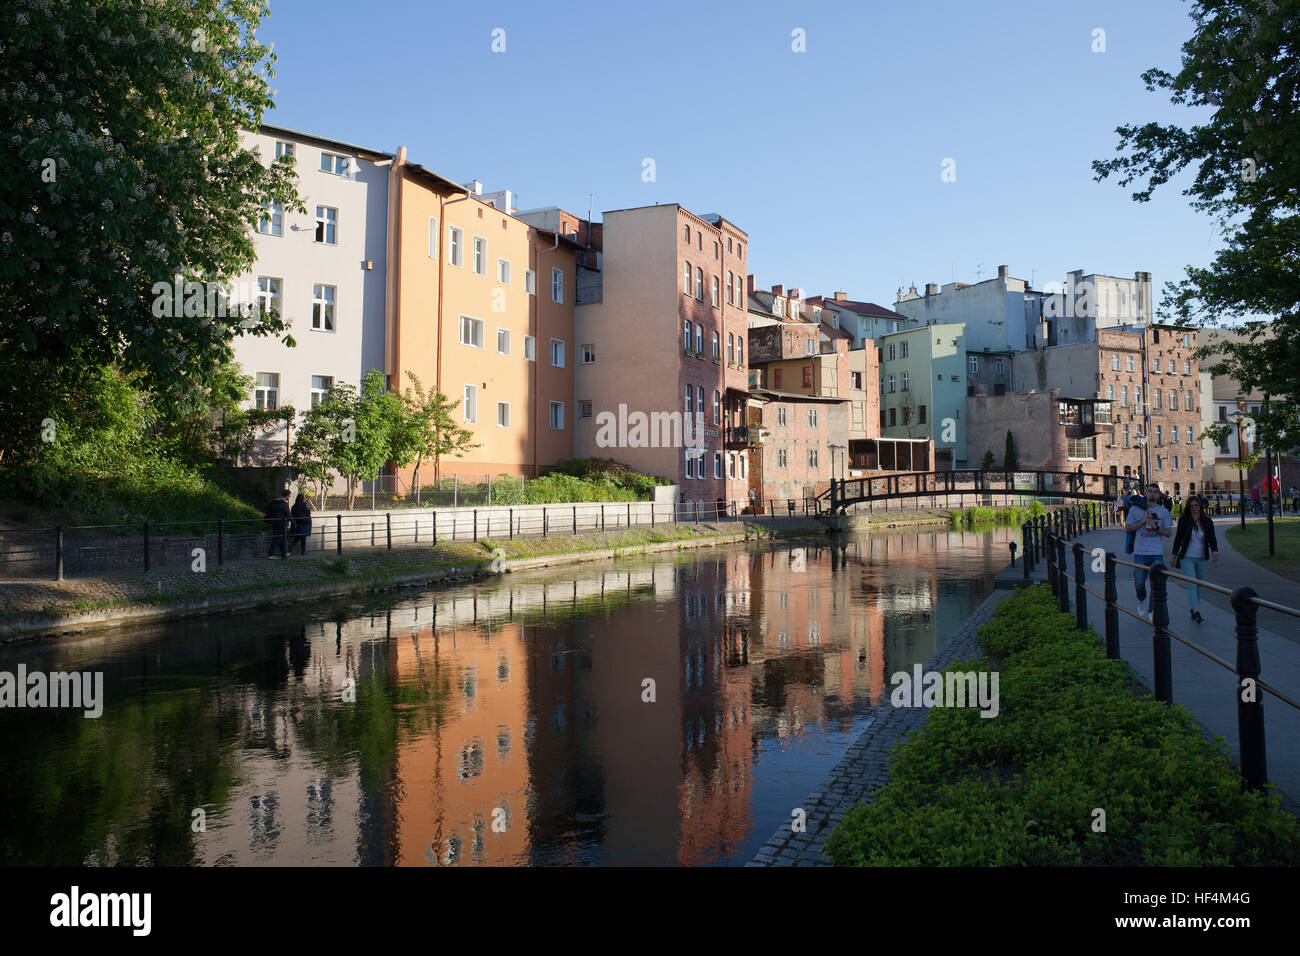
[
  {"x1": 925, "y1": 283, "x2": 939, "y2": 296},
  {"x1": 997, "y1": 265, "x2": 1008, "y2": 280},
  {"x1": 746, "y1": 274, "x2": 756, "y2": 297},
  {"x1": 772, "y1": 284, "x2": 784, "y2": 297},
  {"x1": 464, "y1": 180, "x2": 483, "y2": 195},
  {"x1": 908, "y1": 284, "x2": 918, "y2": 296},
  {"x1": 834, "y1": 291, "x2": 848, "y2": 301},
  {"x1": 789, "y1": 287, "x2": 803, "y2": 300}
]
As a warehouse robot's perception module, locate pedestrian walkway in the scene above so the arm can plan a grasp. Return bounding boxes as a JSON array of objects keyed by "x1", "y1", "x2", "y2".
[{"x1": 1024, "y1": 524, "x2": 1300, "y2": 807}]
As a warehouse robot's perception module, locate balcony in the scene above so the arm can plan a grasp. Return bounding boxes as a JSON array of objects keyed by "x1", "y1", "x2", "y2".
[
  {"x1": 748, "y1": 369, "x2": 764, "y2": 389},
  {"x1": 725, "y1": 425, "x2": 767, "y2": 448}
]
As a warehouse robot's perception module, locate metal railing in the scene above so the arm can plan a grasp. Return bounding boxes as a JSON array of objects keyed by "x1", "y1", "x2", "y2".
[
  {"x1": 0, "y1": 499, "x2": 835, "y2": 582},
  {"x1": 1016, "y1": 508, "x2": 1299, "y2": 793}
]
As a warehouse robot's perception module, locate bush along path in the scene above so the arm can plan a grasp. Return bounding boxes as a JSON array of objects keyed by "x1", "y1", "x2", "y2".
[
  {"x1": 0, "y1": 518, "x2": 823, "y2": 641},
  {"x1": 824, "y1": 586, "x2": 1300, "y2": 866}
]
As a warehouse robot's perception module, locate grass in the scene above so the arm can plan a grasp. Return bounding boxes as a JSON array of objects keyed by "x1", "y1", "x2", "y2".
[
  {"x1": 948, "y1": 501, "x2": 1048, "y2": 530},
  {"x1": 825, "y1": 585, "x2": 1300, "y2": 866},
  {"x1": 1225, "y1": 520, "x2": 1300, "y2": 586}
]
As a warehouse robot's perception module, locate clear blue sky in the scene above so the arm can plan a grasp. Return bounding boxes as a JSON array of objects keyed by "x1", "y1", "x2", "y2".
[{"x1": 261, "y1": 0, "x2": 1212, "y2": 309}]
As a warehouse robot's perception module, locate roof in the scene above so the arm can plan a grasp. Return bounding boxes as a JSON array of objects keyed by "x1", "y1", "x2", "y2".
[
  {"x1": 258, "y1": 123, "x2": 394, "y2": 161},
  {"x1": 531, "y1": 227, "x2": 586, "y2": 250},
  {"x1": 820, "y1": 322, "x2": 853, "y2": 341},
  {"x1": 400, "y1": 160, "x2": 471, "y2": 195},
  {"x1": 751, "y1": 388, "x2": 850, "y2": 404},
  {"x1": 807, "y1": 295, "x2": 907, "y2": 320}
]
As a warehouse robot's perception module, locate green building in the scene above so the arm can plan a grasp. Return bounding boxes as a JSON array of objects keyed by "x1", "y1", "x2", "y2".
[{"x1": 877, "y1": 322, "x2": 967, "y2": 469}]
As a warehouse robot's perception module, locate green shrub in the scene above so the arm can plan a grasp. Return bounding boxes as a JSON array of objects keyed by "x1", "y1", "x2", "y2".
[{"x1": 825, "y1": 585, "x2": 1300, "y2": 866}]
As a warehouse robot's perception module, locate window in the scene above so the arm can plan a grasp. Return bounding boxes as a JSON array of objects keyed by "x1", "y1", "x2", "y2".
[
  {"x1": 727, "y1": 272, "x2": 735, "y2": 305},
  {"x1": 1171, "y1": 426, "x2": 1180, "y2": 444},
  {"x1": 311, "y1": 284, "x2": 336, "y2": 331},
  {"x1": 1151, "y1": 357, "x2": 1160, "y2": 373},
  {"x1": 851, "y1": 371, "x2": 863, "y2": 390},
  {"x1": 497, "y1": 328, "x2": 510, "y2": 355},
  {"x1": 1067, "y1": 437, "x2": 1097, "y2": 459},
  {"x1": 728, "y1": 333, "x2": 735, "y2": 363},
  {"x1": 256, "y1": 276, "x2": 281, "y2": 317},
  {"x1": 497, "y1": 402, "x2": 510, "y2": 428},
  {"x1": 777, "y1": 448, "x2": 788, "y2": 468},
  {"x1": 426, "y1": 216, "x2": 439, "y2": 258},
  {"x1": 1156, "y1": 425, "x2": 1163, "y2": 445},
  {"x1": 1152, "y1": 388, "x2": 1162, "y2": 409},
  {"x1": 737, "y1": 339, "x2": 743, "y2": 365},
  {"x1": 258, "y1": 201, "x2": 284, "y2": 236},
  {"x1": 463, "y1": 385, "x2": 478, "y2": 423},
  {"x1": 1187, "y1": 426, "x2": 1195, "y2": 443},
  {"x1": 1170, "y1": 389, "x2": 1179, "y2": 411},
  {"x1": 254, "y1": 372, "x2": 279, "y2": 410},
  {"x1": 1106, "y1": 384, "x2": 1115, "y2": 400},
  {"x1": 1121, "y1": 385, "x2": 1129, "y2": 407},
  {"x1": 550, "y1": 339, "x2": 565, "y2": 367},
  {"x1": 1126, "y1": 355, "x2": 1135, "y2": 372},
  {"x1": 1174, "y1": 455, "x2": 1180, "y2": 470},
  {"x1": 552, "y1": 268, "x2": 564, "y2": 303},
  {"x1": 314, "y1": 205, "x2": 337, "y2": 244},
  {"x1": 901, "y1": 371, "x2": 910, "y2": 391},
  {"x1": 1112, "y1": 354, "x2": 1121, "y2": 371},
  {"x1": 803, "y1": 366, "x2": 812, "y2": 388},
  {"x1": 712, "y1": 331, "x2": 720, "y2": 359},
  {"x1": 887, "y1": 374, "x2": 896, "y2": 393},
  {"x1": 774, "y1": 368, "x2": 783, "y2": 388},
  {"x1": 472, "y1": 236, "x2": 487, "y2": 275},
  {"x1": 695, "y1": 268, "x2": 704, "y2": 301},
  {"x1": 713, "y1": 241, "x2": 719, "y2": 260},
  {"x1": 460, "y1": 315, "x2": 484, "y2": 348},
  {"x1": 319, "y1": 152, "x2": 350, "y2": 176},
  {"x1": 1157, "y1": 457, "x2": 1165, "y2": 471},
  {"x1": 994, "y1": 359, "x2": 1003, "y2": 374},
  {"x1": 310, "y1": 375, "x2": 332, "y2": 409},
  {"x1": 774, "y1": 298, "x2": 784, "y2": 317},
  {"x1": 274, "y1": 141, "x2": 295, "y2": 160},
  {"x1": 1184, "y1": 333, "x2": 1192, "y2": 348},
  {"x1": 696, "y1": 387, "x2": 703, "y2": 416},
  {"x1": 808, "y1": 449, "x2": 819, "y2": 469},
  {"x1": 806, "y1": 339, "x2": 815, "y2": 356},
  {"x1": 695, "y1": 324, "x2": 703, "y2": 353},
  {"x1": 578, "y1": 400, "x2": 593, "y2": 419},
  {"x1": 497, "y1": 258, "x2": 510, "y2": 285},
  {"x1": 448, "y1": 227, "x2": 464, "y2": 267},
  {"x1": 808, "y1": 408, "x2": 818, "y2": 428},
  {"x1": 901, "y1": 341, "x2": 909, "y2": 359},
  {"x1": 524, "y1": 335, "x2": 535, "y2": 361},
  {"x1": 1167, "y1": 360, "x2": 1176, "y2": 374},
  {"x1": 684, "y1": 225, "x2": 691, "y2": 243},
  {"x1": 1184, "y1": 360, "x2": 1192, "y2": 375},
  {"x1": 712, "y1": 390, "x2": 721, "y2": 425},
  {"x1": 684, "y1": 319, "x2": 692, "y2": 350},
  {"x1": 683, "y1": 261, "x2": 691, "y2": 294},
  {"x1": 714, "y1": 451, "x2": 723, "y2": 478},
  {"x1": 524, "y1": 269, "x2": 535, "y2": 294},
  {"x1": 1134, "y1": 386, "x2": 1141, "y2": 407},
  {"x1": 685, "y1": 452, "x2": 695, "y2": 480},
  {"x1": 919, "y1": 405, "x2": 927, "y2": 424},
  {"x1": 684, "y1": 384, "x2": 693, "y2": 414},
  {"x1": 889, "y1": 408, "x2": 897, "y2": 426},
  {"x1": 879, "y1": 409, "x2": 886, "y2": 428},
  {"x1": 711, "y1": 276, "x2": 720, "y2": 307},
  {"x1": 776, "y1": 406, "x2": 787, "y2": 426},
  {"x1": 549, "y1": 402, "x2": 564, "y2": 429},
  {"x1": 1185, "y1": 390, "x2": 1194, "y2": 412},
  {"x1": 888, "y1": 344, "x2": 896, "y2": 361},
  {"x1": 969, "y1": 356, "x2": 979, "y2": 373},
  {"x1": 581, "y1": 344, "x2": 595, "y2": 365}
]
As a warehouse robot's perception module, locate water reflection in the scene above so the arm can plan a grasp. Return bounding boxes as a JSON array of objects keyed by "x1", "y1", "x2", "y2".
[{"x1": 0, "y1": 527, "x2": 1011, "y2": 866}]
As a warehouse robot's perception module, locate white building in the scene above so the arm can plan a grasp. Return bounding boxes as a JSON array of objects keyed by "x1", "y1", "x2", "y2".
[{"x1": 231, "y1": 125, "x2": 394, "y2": 462}]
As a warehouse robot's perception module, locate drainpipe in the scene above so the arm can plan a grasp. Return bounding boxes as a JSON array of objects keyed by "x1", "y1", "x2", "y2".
[
  {"x1": 533, "y1": 227, "x2": 561, "y2": 478},
  {"x1": 433, "y1": 186, "x2": 472, "y2": 482}
]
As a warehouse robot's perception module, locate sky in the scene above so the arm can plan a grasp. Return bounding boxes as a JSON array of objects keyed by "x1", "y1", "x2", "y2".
[{"x1": 259, "y1": 0, "x2": 1216, "y2": 310}]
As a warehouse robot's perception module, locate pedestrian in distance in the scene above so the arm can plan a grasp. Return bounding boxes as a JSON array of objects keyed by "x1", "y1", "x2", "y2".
[
  {"x1": 1171, "y1": 495, "x2": 1219, "y2": 625},
  {"x1": 264, "y1": 486, "x2": 292, "y2": 559},
  {"x1": 1125, "y1": 482, "x2": 1173, "y2": 621},
  {"x1": 1250, "y1": 484, "x2": 1262, "y2": 515},
  {"x1": 290, "y1": 492, "x2": 313, "y2": 555}
]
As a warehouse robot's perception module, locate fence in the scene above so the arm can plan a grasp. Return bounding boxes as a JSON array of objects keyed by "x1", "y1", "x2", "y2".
[
  {"x1": 1010, "y1": 503, "x2": 1299, "y2": 793},
  {"x1": 0, "y1": 497, "x2": 838, "y2": 582},
  {"x1": 314, "y1": 474, "x2": 529, "y2": 511}
]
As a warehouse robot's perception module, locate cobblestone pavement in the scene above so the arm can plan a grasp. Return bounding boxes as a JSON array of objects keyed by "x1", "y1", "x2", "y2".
[{"x1": 747, "y1": 588, "x2": 1013, "y2": 867}]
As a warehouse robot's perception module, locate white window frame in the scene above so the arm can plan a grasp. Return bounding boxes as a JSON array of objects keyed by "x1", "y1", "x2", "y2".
[
  {"x1": 258, "y1": 201, "x2": 284, "y2": 237},
  {"x1": 683, "y1": 261, "x2": 692, "y2": 295},
  {"x1": 428, "y1": 217, "x2": 438, "y2": 258},
  {"x1": 497, "y1": 401, "x2": 510, "y2": 428},
  {"x1": 448, "y1": 226, "x2": 464, "y2": 268},
  {"x1": 319, "y1": 151, "x2": 350, "y2": 176},
  {"x1": 550, "y1": 338, "x2": 565, "y2": 367},
  {"x1": 256, "y1": 276, "x2": 282, "y2": 317},
  {"x1": 463, "y1": 384, "x2": 478, "y2": 423},
  {"x1": 695, "y1": 268, "x2": 704, "y2": 301},
  {"x1": 497, "y1": 328, "x2": 510, "y2": 355},
  {"x1": 473, "y1": 235, "x2": 487, "y2": 276},
  {"x1": 314, "y1": 205, "x2": 337, "y2": 245},
  {"x1": 497, "y1": 257, "x2": 511, "y2": 285},
  {"x1": 460, "y1": 314, "x2": 485, "y2": 349},
  {"x1": 552, "y1": 267, "x2": 564, "y2": 304},
  {"x1": 581, "y1": 344, "x2": 595, "y2": 365},
  {"x1": 254, "y1": 372, "x2": 280, "y2": 411},
  {"x1": 310, "y1": 374, "x2": 333, "y2": 409},
  {"x1": 713, "y1": 452, "x2": 723, "y2": 479},
  {"x1": 524, "y1": 335, "x2": 536, "y2": 361},
  {"x1": 549, "y1": 401, "x2": 565, "y2": 430},
  {"x1": 311, "y1": 283, "x2": 336, "y2": 332},
  {"x1": 524, "y1": 269, "x2": 536, "y2": 295},
  {"x1": 274, "y1": 141, "x2": 295, "y2": 160}
]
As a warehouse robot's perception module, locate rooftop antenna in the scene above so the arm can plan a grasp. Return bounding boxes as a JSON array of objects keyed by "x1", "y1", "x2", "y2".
[
  {"x1": 976, "y1": 263, "x2": 984, "y2": 282},
  {"x1": 1031, "y1": 268, "x2": 1037, "y2": 288}
]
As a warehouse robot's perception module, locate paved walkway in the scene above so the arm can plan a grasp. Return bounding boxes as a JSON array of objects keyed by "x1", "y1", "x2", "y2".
[{"x1": 1016, "y1": 521, "x2": 1300, "y2": 807}]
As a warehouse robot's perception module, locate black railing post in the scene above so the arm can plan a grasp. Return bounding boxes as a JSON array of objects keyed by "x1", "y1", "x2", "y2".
[
  {"x1": 1009, "y1": 541, "x2": 1017, "y2": 568},
  {"x1": 143, "y1": 520, "x2": 151, "y2": 572},
  {"x1": 1073, "y1": 543, "x2": 1087, "y2": 631},
  {"x1": 474, "y1": 508, "x2": 478, "y2": 541},
  {"x1": 217, "y1": 519, "x2": 224, "y2": 566},
  {"x1": 1151, "y1": 564, "x2": 1173, "y2": 704},
  {"x1": 336, "y1": 514, "x2": 342, "y2": 553},
  {"x1": 54, "y1": 526, "x2": 64, "y2": 582},
  {"x1": 1057, "y1": 537, "x2": 1069, "y2": 614},
  {"x1": 510, "y1": 507, "x2": 514, "y2": 539},
  {"x1": 1103, "y1": 553, "x2": 1119, "y2": 658},
  {"x1": 1230, "y1": 587, "x2": 1267, "y2": 792},
  {"x1": 386, "y1": 512, "x2": 392, "y2": 549},
  {"x1": 1046, "y1": 531, "x2": 1057, "y2": 597}
]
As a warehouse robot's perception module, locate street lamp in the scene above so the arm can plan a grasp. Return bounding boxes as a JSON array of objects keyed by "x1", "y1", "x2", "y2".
[
  {"x1": 1230, "y1": 409, "x2": 1248, "y2": 529},
  {"x1": 1264, "y1": 393, "x2": 1275, "y2": 556}
]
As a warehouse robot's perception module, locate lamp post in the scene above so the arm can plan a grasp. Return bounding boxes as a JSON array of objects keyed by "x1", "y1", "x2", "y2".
[
  {"x1": 1231, "y1": 409, "x2": 1247, "y2": 529},
  {"x1": 1264, "y1": 393, "x2": 1275, "y2": 556}
]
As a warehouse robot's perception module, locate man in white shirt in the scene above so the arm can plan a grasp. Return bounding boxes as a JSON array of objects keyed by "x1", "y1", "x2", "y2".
[{"x1": 1124, "y1": 482, "x2": 1173, "y2": 620}]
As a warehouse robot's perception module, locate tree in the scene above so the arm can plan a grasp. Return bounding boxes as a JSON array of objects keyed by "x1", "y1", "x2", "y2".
[
  {"x1": 1002, "y1": 430, "x2": 1018, "y2": 472},
  {"x1": 391, "y1": 371, "x2": 478, "y2": 497},
  {"x1": 0, "y1": 0, "x2": 302, "y2": 462},
  {"x1": 1092, "y1": 0, "x2": 1300, "y2": 429},
  {"x1": 980, "y1": 449, "x2": 996, "y2": 471}
]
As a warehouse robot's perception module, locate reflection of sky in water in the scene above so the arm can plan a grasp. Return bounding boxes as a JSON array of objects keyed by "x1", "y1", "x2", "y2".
[{"x1": 0, "y1": 528, "x2": 1012, "y2": 867}]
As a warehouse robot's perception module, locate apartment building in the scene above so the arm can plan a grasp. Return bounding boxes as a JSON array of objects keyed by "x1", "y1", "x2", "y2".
[
  {"x1": 571, "y1": 204, "x2": 750, "y2": 507},
  {"x1": 388, "y1": 160, "x2": 577, "y2": 480},
  {"x1": 806, "y1": 293, "x2": 906, "y2": 350},
  {"x1": 232, "y1": 125, "x2": 393, "y2": 463},
  {"x1": 878, "y1": 323, "x2": 967, "y2": 469}
]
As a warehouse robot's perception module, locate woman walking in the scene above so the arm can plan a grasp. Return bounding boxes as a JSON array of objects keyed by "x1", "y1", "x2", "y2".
[
  {"x1": 290, "y1": 492, "x2": 313, "y2": 556},
  {"x1": 1171, "y1": 495, "x2": 1219, "y2": 624}
]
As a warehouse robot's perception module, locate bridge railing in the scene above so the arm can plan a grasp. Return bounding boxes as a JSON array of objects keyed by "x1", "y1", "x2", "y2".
[
  {"x1": 1022, "y1": 512, "x2": 1299, "y2": 794},
  {"x1": 827, "y1": 469, "x2": 1124, "y2": 513}
]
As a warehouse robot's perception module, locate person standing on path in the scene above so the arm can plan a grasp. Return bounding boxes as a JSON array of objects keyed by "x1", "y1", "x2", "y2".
[
  {"x1": 1250, "y1": 484, "x2": 1262, "y2": 515},
  {"x1": 265, "y1": 487, "x2": 292, "y2": 559},
  {"x1": 1125, "y1": 482, "x2": 1173, "y2": 621},
  {"x1": 290, "y1": 492, "x2": 313, "y2": 555},
  {"x1": 1171, "y1": 495, "x2": 1219, "y2": 624}
]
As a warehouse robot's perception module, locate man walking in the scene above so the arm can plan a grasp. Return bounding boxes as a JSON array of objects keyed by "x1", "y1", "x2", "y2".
[
  {"x1": 1125, "y1": 482, "x2": 1173, "y2": 621},
  {"x1": 264, "y1": 486, "x2": 292, "y2": 559}
]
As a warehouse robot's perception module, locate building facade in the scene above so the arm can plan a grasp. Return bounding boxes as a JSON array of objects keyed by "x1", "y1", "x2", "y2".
[{"x1": 878, "y1": 323, "x2": 967, "y2": 469}]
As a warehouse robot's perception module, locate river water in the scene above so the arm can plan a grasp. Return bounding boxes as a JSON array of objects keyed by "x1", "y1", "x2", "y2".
[{"x1": 0, "y1": 527, "x2": 1013, "y2": 866}]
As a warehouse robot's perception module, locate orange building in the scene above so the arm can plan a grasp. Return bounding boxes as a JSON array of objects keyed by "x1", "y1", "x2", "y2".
[{"x1": 387, "y1": 152, "x2": 577, "y2": 480}]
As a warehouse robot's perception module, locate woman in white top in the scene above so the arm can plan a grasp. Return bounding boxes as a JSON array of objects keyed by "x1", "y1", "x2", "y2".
[{"x1": 1171, "y1": 496, "x2": 1220, "y2": 624}]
